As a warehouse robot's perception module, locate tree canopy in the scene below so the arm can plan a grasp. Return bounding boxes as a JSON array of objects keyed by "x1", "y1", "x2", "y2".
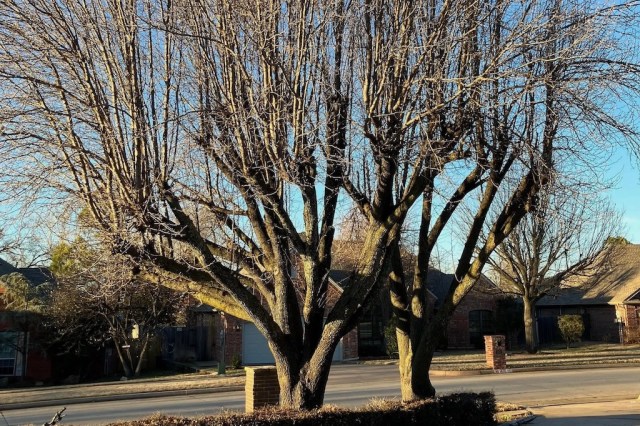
[{"x1": 1, "y1": 0, "x2": 639, "y2": 408}]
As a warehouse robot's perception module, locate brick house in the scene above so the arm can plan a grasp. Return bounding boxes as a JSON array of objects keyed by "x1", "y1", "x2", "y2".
[
  {"x1": 0, "y1": 258, "x2": 54, "y2": 382},
  {"x1": 536, "y1": 243, "x2": 640, "y2": 344},
  {"x1": 162, "y1": 271, "x2": 358, "y2": 366},
  {"x1": 348, "y1": 266, "x2": 506, "y2": 355},
  {"x1": 426, "y1": 269, "x2": 505, "y2": 349}
]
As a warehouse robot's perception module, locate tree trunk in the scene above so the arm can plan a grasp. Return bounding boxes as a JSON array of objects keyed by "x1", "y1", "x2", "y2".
[
  {"x1": 113, "y1": 341, "x2": 134, "y2": 378},
  {"x1": 523, "y1": 295, "x2": 538, "y2": 354},
  {"x1": 133, "y1": 335, "x2": 150, "y2": 377},
  {"x1": 273, "y1": 350, "x2": 333, "y2": 409},
  {"x1": 397, "y1": 323, "x2": 439, "y2": 401},
  {"x1": 20, "y1": 329, "x2": 28, "y2": 381}
]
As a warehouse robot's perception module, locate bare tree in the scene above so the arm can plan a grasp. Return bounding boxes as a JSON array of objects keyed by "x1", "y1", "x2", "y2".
[
  {"x1": 385, "y1": 1, "x2": 640, "y2": 401},
  {"x1": 50, "y1": 240, "x2": 185, "y2": 378},
  {"x1": 489, "y1": 191, "x2": 620, "y2": 353},
  {"x1": 0, "y1": 0, "x2": 639, "y2": 408}
]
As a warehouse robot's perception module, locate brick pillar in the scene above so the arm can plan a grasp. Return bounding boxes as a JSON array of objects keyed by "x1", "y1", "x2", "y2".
[
  {"x1": 484, "y1": 335, "x2": 507, "y2": 370},
  {"x1": 245, "y1": 366, "x2": 280, "y2": 412}
]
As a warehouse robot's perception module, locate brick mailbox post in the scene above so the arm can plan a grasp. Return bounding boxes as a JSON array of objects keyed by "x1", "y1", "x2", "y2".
[
  {"x1": 245, "y1": 366, "x2": 280, "y2": 412},
  {"x1": 484, "y1": 335, "x2": 507, "y2": 370}
]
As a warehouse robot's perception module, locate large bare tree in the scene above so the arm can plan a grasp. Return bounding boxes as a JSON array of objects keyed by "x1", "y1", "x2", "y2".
[
  {"x1": 489, "y1": 191, "x2": 620, "y2": 353},
  {"x1": 385, "y1": 0, "x2": 640, "y2": 401},
  {"x1": 0, "y1": 0, "x2": 639, "y2": 408}
]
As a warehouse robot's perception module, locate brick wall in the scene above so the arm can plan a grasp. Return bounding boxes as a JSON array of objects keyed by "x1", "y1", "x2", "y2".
[
  {"x1": 484, "y1": 335, "x2": 507, "y2": 370},
  {"x1": 342, "y1": 327, "x2": 358, "y2": 359},
  {"x1": 245, "y1": 366, "x2": 280, "y2": 412},
  {"x1": 447, "y1": 288, "x2": 498, "y2": 349},
  {"x1": 214, "y1": 314, "x2": 244, "y2": 364},
  {"x1": 617, "y1": 304, "x2": 640, "y2": 343}
]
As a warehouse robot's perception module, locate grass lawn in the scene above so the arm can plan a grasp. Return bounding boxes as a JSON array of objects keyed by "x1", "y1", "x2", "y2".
[{"x1": 431, "y1": 342, "x2": 640, "y2": 371}]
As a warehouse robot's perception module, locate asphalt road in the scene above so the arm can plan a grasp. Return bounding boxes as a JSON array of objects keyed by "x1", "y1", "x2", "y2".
[{"x1": 3, "y1": 365, "x2": 640, "y2": 425}]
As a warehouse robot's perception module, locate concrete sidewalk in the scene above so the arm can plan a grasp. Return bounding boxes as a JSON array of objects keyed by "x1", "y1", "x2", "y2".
[{"x1": 527, "y1": 399, "x2": 640, "y2": 425}]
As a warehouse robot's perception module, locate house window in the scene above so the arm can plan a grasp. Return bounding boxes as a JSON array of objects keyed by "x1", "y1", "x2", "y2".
[
  {"x1": 0, "y1": 332, "x2": 18, "y2": 376},
  {"x1": 469, "y1": 310, "x2": 494, "y2": 348}
]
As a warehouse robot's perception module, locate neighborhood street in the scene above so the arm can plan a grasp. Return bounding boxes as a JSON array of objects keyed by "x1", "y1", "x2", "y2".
[{"x1": 2, "y1": 364, "x2": 640, "y2": 425}]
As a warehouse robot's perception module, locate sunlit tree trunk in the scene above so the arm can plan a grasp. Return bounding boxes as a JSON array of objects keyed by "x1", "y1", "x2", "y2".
[{"x1": 523, "y1": 294, "x2": 538, "y2": 354}]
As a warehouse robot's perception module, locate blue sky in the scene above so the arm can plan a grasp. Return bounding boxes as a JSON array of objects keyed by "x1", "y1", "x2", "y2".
[{"x1": 605, "y1": 147, "x2": 640, "y2": 243}]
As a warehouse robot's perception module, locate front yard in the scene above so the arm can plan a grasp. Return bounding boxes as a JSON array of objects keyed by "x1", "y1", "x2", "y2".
[{"x1": 431, "y1": 342, "x2": 640, "y2": 371}]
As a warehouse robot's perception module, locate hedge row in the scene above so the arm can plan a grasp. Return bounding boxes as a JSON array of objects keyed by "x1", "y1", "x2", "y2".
[{"x1": 109, "y1": 392, "x2": 496, "y2": 426}]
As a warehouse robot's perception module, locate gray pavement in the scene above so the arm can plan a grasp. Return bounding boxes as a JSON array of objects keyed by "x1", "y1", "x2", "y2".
[
  {"x1": 2, "y1": 364, "x2": 640, "y2": 425},
  {"x1": 528, "y1": 399, "x2": 640, "y2": 425}
]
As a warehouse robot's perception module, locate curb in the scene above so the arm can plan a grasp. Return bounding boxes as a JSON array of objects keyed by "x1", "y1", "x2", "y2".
[
  {"x1": 499, "y1": 414, "x2": 537, "y2": 425},
  {"x1": 0, "y1": 385, "x2": 245, "y2": 411},
  {"x1": 431, "y1": 362, "x2": 640, "y2": 376}
]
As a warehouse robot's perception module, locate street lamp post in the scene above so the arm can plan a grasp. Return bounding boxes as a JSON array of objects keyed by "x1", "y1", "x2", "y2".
[
  {"x1": 218, "y1": 313, "x2": 226, "y2": 375},
  {"x1": 614, "y1": 317, "x2": 625, "y2": 345}
]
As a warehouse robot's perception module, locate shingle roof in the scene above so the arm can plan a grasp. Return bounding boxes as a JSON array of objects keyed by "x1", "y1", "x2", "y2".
[
  {"x1": 538, "y1": 243, "x2": 640, "y2": 307},
  {"x1": 0, "y1": 258, "x2": 17, "y2": 275},
  {"x1": 17, "y1": 267, "x2": 54, "y2": 287},
  {"x1": 425, "y1": 269, "x2": 454, "y2": 303},
  {"x1": 0, "y1": 257, "x2": 54, "y2": 288},
  {"x1": 327, "y1": 269, "x2": 352, "y2": 289}
]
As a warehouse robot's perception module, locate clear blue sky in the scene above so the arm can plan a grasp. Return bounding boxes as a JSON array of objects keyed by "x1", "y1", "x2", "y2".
[{"x1": 605, "y1": 147, "x2": 640, "y2": 243}]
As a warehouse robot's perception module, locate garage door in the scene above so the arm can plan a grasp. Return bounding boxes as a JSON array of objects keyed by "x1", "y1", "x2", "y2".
[
  {"x1": 242, "y1": 323, "x2": 344, "y2": 365},
  {"x1": 242, "y1": 323, "x2": 275, "y2": 365}
]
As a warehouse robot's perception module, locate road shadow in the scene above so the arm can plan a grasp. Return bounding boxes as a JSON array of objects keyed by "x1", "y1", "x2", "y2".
[{"x1": 530, "y1": 413, "x2": 640, "y2": 425}]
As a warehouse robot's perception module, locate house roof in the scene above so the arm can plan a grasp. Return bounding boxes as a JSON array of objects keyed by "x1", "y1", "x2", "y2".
[
  {"x1": 328, "y1": 269, "x2": 352, "y2": 290},
  {"x1": 538, "y1": 243, "x2": 640, "y2": 307},
  {"x1": 0, "y1": 258, "x2": 54, "y2": 288},
  {"x1": 426, "y1": 269, "x2": 500, "y2": 305},
  {"x1": 425, "y1": 269, "x2": 454, "y2": 303},
  {"x1": 0, "y1": 258, "x2": 17, "y2": 275}
]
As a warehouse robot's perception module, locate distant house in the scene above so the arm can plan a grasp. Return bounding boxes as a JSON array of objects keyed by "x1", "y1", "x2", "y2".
[
  {"x1": 214, "y1": 273, "x2": 358, "y2": 366},
  {"x1": 0, "y1": 258, "x2": 54, "y2": 382},
  {"x1": 162, "y1": 270, "x2": 358, "y2": 367},
  {"x1": 345, "y1": 266, "x2": 506, "y2": 355},
  {"x1": 426, "y1": 270, "x2": 506, "y2": 349},
  {"x1": 537, "y1": 243, "x2": 640, "y2": 344}
]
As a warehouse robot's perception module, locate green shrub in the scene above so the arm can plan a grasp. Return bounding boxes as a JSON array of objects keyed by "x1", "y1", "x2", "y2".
[
  {"x1": 557, "y1": 315, "x2": 584, "y2": 348},
  {"x1": 107, "y1": 392, "x2": 496, "y2": 426},
  {"x1": 384, "y1": 316, "x2": 399, "y2": 358},
  {"x1": 230, "y1": 354, "x2": 242, "y2": 370}
]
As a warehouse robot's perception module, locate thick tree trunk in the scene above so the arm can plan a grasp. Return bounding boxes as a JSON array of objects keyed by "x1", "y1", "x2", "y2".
[
  {"x1": 397, "y1": 321, "x2": 440, "y2": 401},
  {"x1": 273, "y1": 350, "x2": 333, "y2": 409},
  {"x1": 523, "y1": 295, "x2": 538, "y2": 354}
]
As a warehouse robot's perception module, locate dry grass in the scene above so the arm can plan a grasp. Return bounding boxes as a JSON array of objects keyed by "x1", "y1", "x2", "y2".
[
  {"x1": 430, "y1": 342, "x2": 640, "y2": 371},
  {"x1": 0, "y1": 373, "x2": 244, "y2": 405}
]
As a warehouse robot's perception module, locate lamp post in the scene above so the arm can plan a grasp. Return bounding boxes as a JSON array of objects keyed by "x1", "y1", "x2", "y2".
[
  {"x1": 218, "y1": 313, "x2": 226, "y2": 375},
  {"x1": 614, "y1": 317, "x2": 625, "y2": 345}
]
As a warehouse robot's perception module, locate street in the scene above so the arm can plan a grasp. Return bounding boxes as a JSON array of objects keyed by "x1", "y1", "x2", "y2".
[{"x1": 2, "y1": 365, "x2": 640, "y2": 425}]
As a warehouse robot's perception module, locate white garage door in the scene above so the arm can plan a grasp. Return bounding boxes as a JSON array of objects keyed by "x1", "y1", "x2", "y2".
[
  {"x1": 241, "y1": 322, "x2": 344, "y2": 365},
  {"x1": 242, "y1": 323, "x2": 275, "y2": 365}
]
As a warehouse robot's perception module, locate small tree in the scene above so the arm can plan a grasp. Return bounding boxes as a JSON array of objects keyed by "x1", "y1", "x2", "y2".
[
  {"x1": 557, "y1": 315, "x2": 584, "y2": 349},
  {"x1": 489, "y1": 191, "x2": 618, "y2": 354},
  {"x1": 50, "y1": 241, "x2": 186, "y2": 378}
]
